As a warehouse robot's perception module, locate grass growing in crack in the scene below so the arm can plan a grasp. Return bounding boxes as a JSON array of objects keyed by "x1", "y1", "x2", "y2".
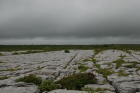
[
  {"x1": 0, "y1": 76, "x2": 10, "y2": 80},
  {"x1": 103, "y1": 63, "x2": 112, "y2": 66},
  {"x1": 123, "y1": 62, "x2": 140, "y2": 71},
  {"x1": 92, "y1": 58, "x2": 99, "y2": 63},
  {"x1": 94, "y1": 49, "x2": 106, "y2": 55},
  {"x1": 83, "y1": 59, "x2": 91, "y2": 62},
  {"x1": 15, "y1": 74, "x2": 42, "y2": 85},
  {"x1": 0, "y1": 68, "x2": 21, "y2": 72},
  {"x1": 102, "y1": 80, "x2": 108, "y2": 84},
  {"x1": 119, "y1": 54, "x2": 126, "y2": 59},
  {"x1": 136, "y1": 67, "x2": 140, "y2": 71},
  {"x1": 78, "y1": 65, "x2": 89, "y2": 72},
  {"x1": 95, "y1": 69, "x2": 114, "y2": 78},
  {"x1": 55, "y1": 73, "x2": 97, "y2": 90},
  {"x1": 83, "y1": 87, "x2": 111, "y2": 93},
  {"x1": 37, "y1": 67, "x2": 44, "y2": 70},
  {"x1": 124, "y1": 62, "x2": 137, "y2": 68},
  {"x1": 113, "y1": 58, "x2": 125, "y2": 69},
  {"x1": 96, "y1": 64, "x2": 101, "y2": 69},
  {"x1": 118, "y1": 70, "x2": 129, "y2": 76}
]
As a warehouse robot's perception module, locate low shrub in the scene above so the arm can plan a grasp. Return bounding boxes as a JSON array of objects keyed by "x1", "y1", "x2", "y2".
[
  {"x1": 55, "y1": 73, "x2": 97, "y2": 90},
  {"x1": 65, "y1": 49, "x2": 70, "y2": 53},
  {"x1": 15, "y1": 74, "x2": 42, "y2": 85},
  {"x1": 39, "y1": 80, "x2": 60, "y2": 92}
]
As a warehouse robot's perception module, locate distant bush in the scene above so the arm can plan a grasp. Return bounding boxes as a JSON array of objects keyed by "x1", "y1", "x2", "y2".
[
  {"x1": 12, "y1": 52, "x2": 20, "y2": 55},
  {"x1": 21, "y1": 50, "x2": 44, "y2": 54},
  {"x1": 0, "y1": 53, "x2": 3, "y2": 56},
  {"x1": 39, "y1": 80, "x2": 60, "y2": 92},
  {"x1": 15, "y1": 74, "x2": 42, "y2": 85},
  {"x1": 55, "y1": 73, "x2": 97, "y2": 90},
  {"x1": 44, "y1": 47, "x2": 51, "y2": 51},
  {"x1": 65, "y1": 49, "x2": 70, "y2": 53}
]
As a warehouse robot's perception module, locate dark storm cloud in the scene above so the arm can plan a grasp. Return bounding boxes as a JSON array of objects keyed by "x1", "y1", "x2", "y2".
[{"x1": 0, "y1": 0, "x2": 140, "y2": 44}]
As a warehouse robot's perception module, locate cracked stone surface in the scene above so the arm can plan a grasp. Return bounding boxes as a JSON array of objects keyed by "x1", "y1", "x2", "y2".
[{"x1": 0, "y1": 49, "x2": 140, "y2": 93}]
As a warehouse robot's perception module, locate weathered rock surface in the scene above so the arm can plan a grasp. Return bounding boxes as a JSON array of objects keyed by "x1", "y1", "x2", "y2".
[{"x1": 0, "y1": 49, "x2": 140, "y2": 93}]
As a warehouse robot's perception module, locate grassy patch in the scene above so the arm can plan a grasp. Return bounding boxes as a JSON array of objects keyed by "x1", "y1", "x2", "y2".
[
  {"x1": 96, "y1": 64, "x2": 101, "y2": 69},
  {"x1": 78, "y1": 65, "x2": 89, "y2": 72},
  {"x1": 103, "y1": 63, "x2": 112, "y2": 66},
  {"x1": 102, "y1": 80, "x2": 108, "y2": 84},
  {"x1": 113, "y1": 58, "x2": 125, "y2": 69},
  {"x1": 37, "y1": 67, "x2": 44, "y2": 70},
  {"x1": 15, "y1": 74, "x2": 42, "y2": 85},
  {"x1": 55, "y1": 73, "x2": 97, "y2": 90},
  {"x1": 118, "y1": 70, "x2": 129, "y2": 76},
  {"x1": 0, "y1": 68, "x2": 21, "y2": 72},
  {"x1": 0, "y1": 76, "x2": 10, "y2": 80},
  {"x1": 136, "y1": 67, "x2": 140, "y2": 71},
  {"x1": 119, "y1": 54, "x2": 126, "y2": 58},
  {"x1": 122, "y1": 50, "x2": 132, "y2": 54},
  {"x1": 83, "y1": 59, "x2": 91, "y2": 62},
  {"x1": 92, "y1": 59, "x2": 99, "y2": 63},
  {"x1": 95, "y1": 69, "x2": 115, "y2": 78},
  {"x1": 0, "y1": 61, "x2": 5, "y2": 63}
]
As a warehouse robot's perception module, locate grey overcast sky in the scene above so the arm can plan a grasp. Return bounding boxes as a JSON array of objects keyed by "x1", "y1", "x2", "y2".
[{"x1": 0, "y1": 0, "x2": 140, "y2": 44}]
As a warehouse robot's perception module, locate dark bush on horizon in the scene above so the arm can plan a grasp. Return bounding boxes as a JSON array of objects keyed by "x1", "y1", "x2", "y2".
[{"x1": 65, "y1": 49, "x2": 70, "y2": 53}]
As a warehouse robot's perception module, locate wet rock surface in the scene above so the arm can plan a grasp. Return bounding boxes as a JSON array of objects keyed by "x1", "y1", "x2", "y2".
[{"x1": 0, "y1": 50, "x2": 140, "y2": 93}]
